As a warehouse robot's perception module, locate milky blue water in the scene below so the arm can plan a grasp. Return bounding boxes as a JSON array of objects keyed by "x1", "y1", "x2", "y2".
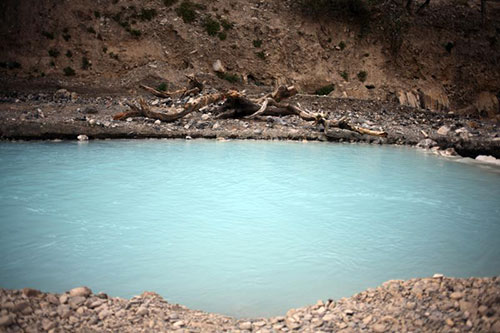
[{"x1": 0, "y1": 140, "x2": 499, "y2": 317}]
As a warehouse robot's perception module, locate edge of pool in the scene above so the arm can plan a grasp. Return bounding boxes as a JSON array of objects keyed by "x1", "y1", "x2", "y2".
[{"x1": 1, "y1": 275, "x2": 499, "y2": 332}]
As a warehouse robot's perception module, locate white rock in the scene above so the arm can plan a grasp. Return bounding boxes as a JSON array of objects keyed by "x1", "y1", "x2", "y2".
[
  {"x1": 213, "y1": 59, "x2": 225, "y2": 73},
  {"x1": 69, "y1": 286, "x2": 92, "y2": 297},
  {"x1": 239, "y1": 321, "x2": 252, "y2": 330},
  {"x1": 437, "y1": 125, "x2": 451, "y2": 136},
  {"x1": 475, "y1": 155, "x2": 500, "y2": 166},
  {"x1": 88, "y1": 119, "x2": 96, "y2": 125},
  {"x1": 154, "y1": 119, "x2": 161, "y2": 125},
  {"x1": 126, "y1": 117, "x2": 133, "y2": 122},
  {"x1": 201, "y1": 114, "x2": 210, "y2": 120},
  {"x1": 185, "y1": 135, "x2": 192, "y2": 140},
  {"x1": 77, "y1": 135, "x2": 89, "y2": 141}
]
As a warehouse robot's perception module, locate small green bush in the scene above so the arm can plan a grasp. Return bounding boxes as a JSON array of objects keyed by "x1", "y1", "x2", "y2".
[
  {"x1": 94, "y1": 10, "x2": 101, "y2": 18},
  {"x1": 128, "y1": 28, "x2": 141, "y2": 37},
  {"x1": 66, "y1": 50, "x2": 73, "y2": 58},
  {"x1": 102, "y1": 46, "x2": 108, "y2": 53},
  {"x1": 176, "y1": 1, "x2": 201, "y2": 23},
  {"x1": 256, "y1": 51, "x2": 266, "y2": 60},
  {"x1": 50, "y1": 60, "x2": 55, "y2": 67},
  {"x1": 139, "y1": 8, "x2": 157, "y2": 21},
  {"x1": 218, "y1": 31, "x2": 227, "y2": 40},
  {"x1": 315, "y1": 84, "x2": 335, "y2": 95},
  {"x1": 253, "y1": 39, "x2": 262, "y2": 48},
  {"x1": 338, "y1": 41, "x2": 346, "y2": 50},
  {"x1": 357, "y1": 70, "x2": 367, "y2": 82},
  {"x1": 340, "y1": 70, "x2": 348, "y2": 81},
  {"x1": 163, "y1": 0, "x2": 178, "y2": 6},
  {"x1": 0, "y1": 61, "x2": 21, "y2": 69},
  {"x1": 203, "y1": 16, "x2": 220, "y2": 36},
  {"x1": 157, "y1": 82, "x2": 168, "y2": 91},
  {"x1": 444, "y1": 42, "x2": 454, "y2": 53},
  {"x1": 109, "y1": 52, "x2": 119, "y2": 60},
  {"x1": 48, "y1": 48, "x2": 60, "y2": 58},
  {"x1": 220, "y1": 18, "x2": 233, "y2": 30},
  {"x1": 63, "y1": 67, "x2": 75, "y2": 76},
  {"x1": 42, "y1": 31, "x2": 54, "y2": 39},
  {"x1": 87, "y1": 27, "x2": 96, "y2": 34},
  {"x1": 216, "y1": 72, "x2": 240, "y2": 83},
  {"x1": 81, "y1": 56, "x2": 91, "y2": 70},
  {"x1": 62, "y1": 33, "x2": 71, "y2": 41}
]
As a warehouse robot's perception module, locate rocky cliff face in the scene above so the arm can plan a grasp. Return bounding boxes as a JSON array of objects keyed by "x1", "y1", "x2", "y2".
[{"x1": 0, "y1": 0, "x2": 499, "y2": 120}]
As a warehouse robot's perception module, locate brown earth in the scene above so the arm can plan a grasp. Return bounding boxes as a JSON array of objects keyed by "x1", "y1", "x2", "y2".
[{"x1": 0, "y1": 0, "x2": 499, "y2": 117}]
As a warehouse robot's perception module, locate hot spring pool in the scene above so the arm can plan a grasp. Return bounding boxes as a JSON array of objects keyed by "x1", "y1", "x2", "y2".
[{"x1": 0, "y1": 140, "x2": 499, "y2": 317}]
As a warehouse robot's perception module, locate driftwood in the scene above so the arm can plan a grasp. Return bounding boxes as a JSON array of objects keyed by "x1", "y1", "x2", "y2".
[
  {"x1": 139, "y1": 75, "x2": 204, "y2": 99},
  {"x1": 113, "y1": 85, "x2": 387, "y2": 137}
]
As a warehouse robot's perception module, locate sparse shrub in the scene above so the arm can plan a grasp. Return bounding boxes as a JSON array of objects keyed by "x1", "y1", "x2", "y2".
[
  {"x1": 315, "y1": 84, "x2": 335, "y2": 95},
  {"x1": 66, "y1": 50, "x2": 73, "y2": 58},
  {"x1": 357, "y1": 70, "x2": 367, "y2": 82},
  {"x1": 338, "y1": 41, "x2": 346, "y2": 50},
  {"x1": 81, "y1": 56, "x2": 91, "y2": 70},
  {"x1": 218, "y1": 31, "x2": 227, "y2": 40},
  {"x1": 109, "y1": 52, "x2": 119, "y2": 60},
  {"x1": 220, "y1": 18, "x2": 233, "y2": 30},
  {"x1": 87, "y1": 27, "x2": 96, "y2": 34},
  {"x1": 63, "y1": 66, "x2": 75, "y2": 76},
  {"x1": 216, "y1": 72, "x2": 240, "y2": 83},
  {"x1": 176, "y1": 1, "x2": 203, "y2": 23},
  {"x1": 102, "y1": 46, "x2": 108, "y2": 53},
  {"x1": 203, "y1": 16, "x2": 220, "y2": 36},
  {"x1": 253, "y1": 39, "x2": 262, "y2": 48},
  {"x1": 157, "y1": 82, "x2": 168, "y2": 91},
  {"x1": 364, "y1": 53, "x2": 370, "y2": 57},
  {"x1": 139, "y1": 8, "x2": 157, "y2": 21},
  {"x1": 340, "y1": 70, "x2": 348, "y2": 81},
  {"x1": 42, "y1": 31, "x2": 54, "y2": 39},
  {"x1": 128, "y1": 28, "x2": 141, "y2": 37},
  {"x1": 63, "y1": 33, "x2": 71, "y2": 41},
  {"x1": 94, "y1": 10, "x2": 101, "y2": 18},
  {"x1": 256, "y1": 51, "x2": 266, "y2": 60},
  {"x1": 0, "y1": 61, "x2": 21, "y2": 69},
  {"x1": 48, "y1": 48, "x2": 60, "y2": 58},
  {"x1": 444, "y1": 42, "x2": 455, "y2": 53},
  {"x1": 163, "y1": 0, "x2": 178, "y2": 6},
  {"x1": 50, "y1": 60, "x2": 55, "y2": 67}
]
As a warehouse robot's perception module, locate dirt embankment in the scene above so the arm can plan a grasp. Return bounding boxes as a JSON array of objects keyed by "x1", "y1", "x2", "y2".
[{"x1": 0, "y1": 0, "x2": 499, "y2": 116}]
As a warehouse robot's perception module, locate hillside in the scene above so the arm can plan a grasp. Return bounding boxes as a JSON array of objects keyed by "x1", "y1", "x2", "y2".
[{"x1": 0, "y1": 0, "x2": 499, "y2": 119}]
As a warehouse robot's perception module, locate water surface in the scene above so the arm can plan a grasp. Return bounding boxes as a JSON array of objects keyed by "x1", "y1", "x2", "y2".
[{"x1": 0, "y1": 140, "x2": 499, "y2": 317}]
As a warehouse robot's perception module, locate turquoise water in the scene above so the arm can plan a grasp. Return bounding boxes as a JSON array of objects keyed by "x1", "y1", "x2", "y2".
[{"x1": 0, "y1": 140, "x2": 499, "y2": 317}]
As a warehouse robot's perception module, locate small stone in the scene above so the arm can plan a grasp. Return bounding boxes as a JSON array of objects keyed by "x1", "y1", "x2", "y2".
[
  {"x1": 478, "y1": 305, "x2": 488, "y2": 315},
  {"x1": 59, "y1": 294, "x2": 69, "y2": 304},
  {"x1": 154, "y1": 119, "x2": 161, "y2": 125},
  {"x1": 13, "y1": 301, "x2": 30, "y2": 312},
  {"x1": 316, "y1": 306, "x2": 326, "y2": 315},
  {"x1": 417, "y1": 138, "x2": 437, "y2": 149},
  {"x1": 323, "y1": 313, "x2": 335, "y2": 321},
  {"x1": 173, "y1": 320, "x2": 185, "y2": 328},
  {"x1": 77, "y1": 134, "x2": 89, "y2": 141},
  {"x1": 213, "y1": 59, "x2": 225, "y2": 73},
  {"x1": 47, "y1": 294, "x2": 59, "y2": 305},
  {"x1": 437, "y1": 125, "x2": 451, "y2": 136},
  {"x1": 239, "y1": 321, "x2": 252, "y2": 330},
  {"x1": 42, "y1": 319, "x2": 56, "y2": 331},
  {"x1": 185, "y1": 135, "x2": 192, "y2": 140},
  {"x1": 83, "y1": 106, "x2": 98, "y2": 114},
  {"x1": 372, "y1": 323, "x2": 387, "y2": 332},
  {"x1": 253, "y1": 320, "x2": 266, "y2": 327},
  {"x1": 136, "y1": 306, "x2": 148, "y2": 316},
  {"x1": 433, "y1": 273, "x2": 444, "y2": 278},
  {"x1": 0, "y1": 315, "x2": 14, "y2": 327},
  {"x1": 69, "y1": 287, "x2": 92, "y2": 298},
  {"x1": 445, "y1": 318, "x2": 454, "y2": 327},
  {"x1": 98, "y1": 309, "x2": 112, "y2": 320},
  {"x1": 126, "y1": 117, "x2": 133, "y2": 122},
  {"x1": 201, "y1": 114, "x2": 210, "y2": 120},
  {"x1": 450, "y1": 292, "x2": 464, "y2": 300},
  {"x1": 363, "y1": 315, "x2": 373, "y2": 325},
  {"x1": 212, "y1": 122, "x2": 220, "y2": 130},
  {"x1": 22, "y1": 288, "x2": 41, "y2": 297},
  {"x1": 345, "y1": 309, "x2": 354, "y2": 315},
  {"x1": 88, "y1": 119, "x2": 96, "y2": 125}
]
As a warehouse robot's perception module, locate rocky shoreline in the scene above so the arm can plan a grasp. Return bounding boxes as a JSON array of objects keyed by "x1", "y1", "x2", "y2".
[
  {"x1": 0, "y1": 276, "x2": 499, "y2": 332},
  {"x1": 1, "y1": 90, "x2": 499, "y2": 159}
]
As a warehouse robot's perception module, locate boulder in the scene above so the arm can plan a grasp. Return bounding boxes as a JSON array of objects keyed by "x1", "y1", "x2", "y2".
[
  {"x1": 417, "y1": 138, "x2": 437, "y2": 149},
  {"x1": 22, "y1": 288, "x2": 41, "y2": 297},
  {"x1": 77, "y1": 134, "x2": 89, "y2": 141},
  {"x1": 69, "y1": 286, "x2": 92, "y2": 298},
  {"x1": 419, "y1": 87, "x2": 449, "y2": 112},
  {"x1": 437, "y1": 125, "x2": 451, "y2": 136}
]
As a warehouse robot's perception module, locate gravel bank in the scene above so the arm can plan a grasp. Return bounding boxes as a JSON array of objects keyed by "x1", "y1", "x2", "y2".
[
  {"x1": 1, "y1": 276, "x2": 499, "y2": 332},
  {"x1": 1, "y1": 91, "x2": 499, "y2": 158}
]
